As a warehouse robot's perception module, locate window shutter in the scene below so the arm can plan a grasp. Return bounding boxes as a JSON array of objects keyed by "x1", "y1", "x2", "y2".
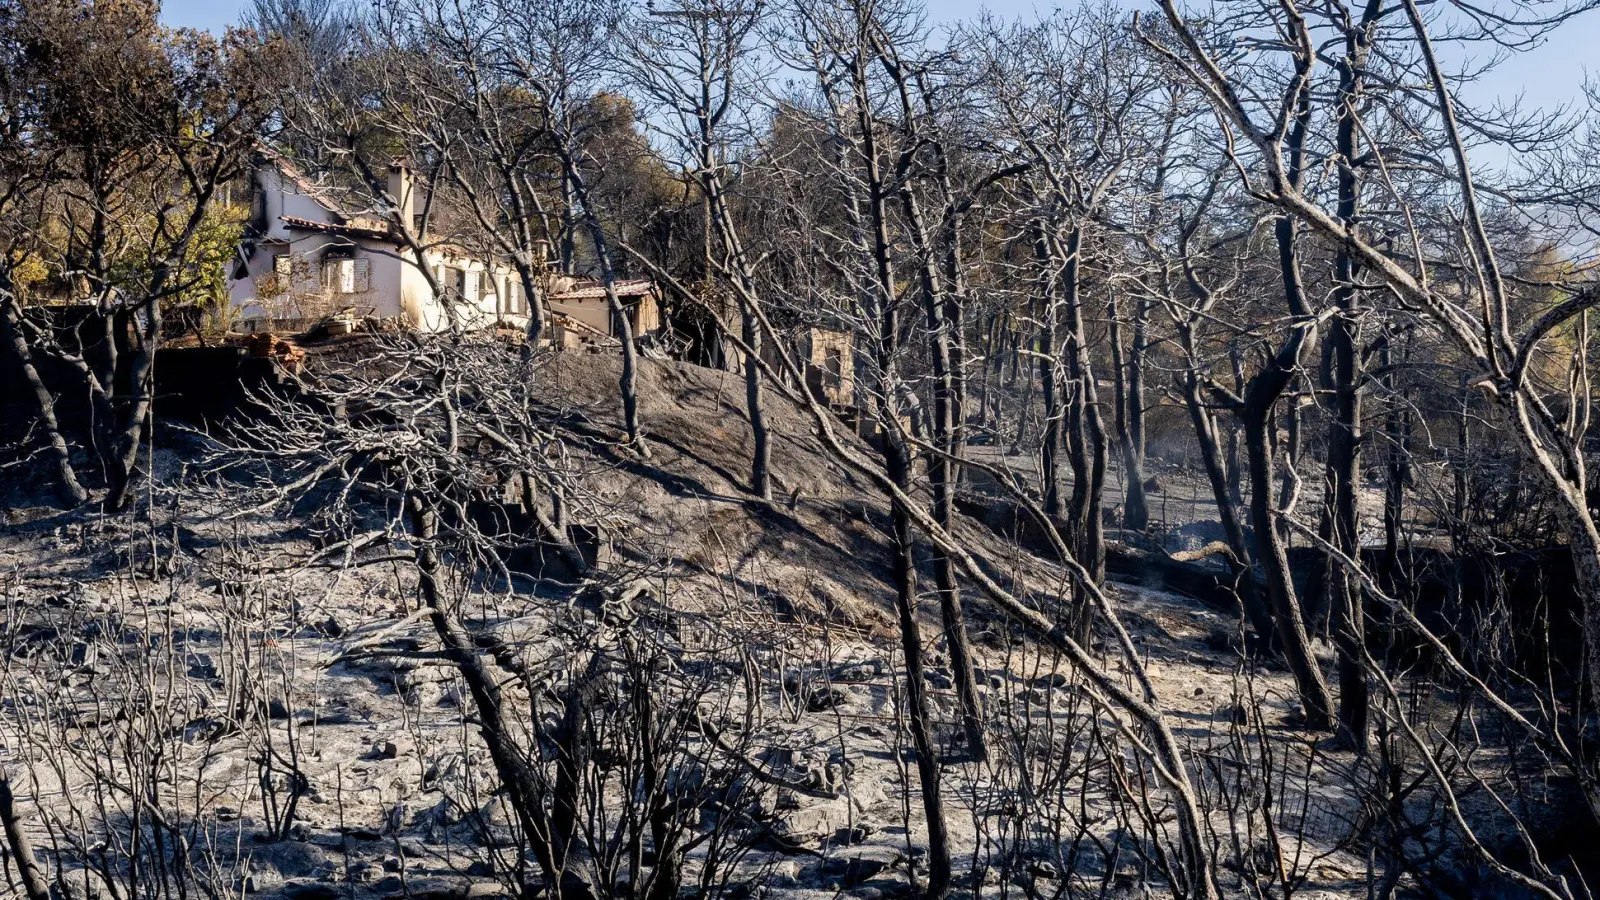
[
  {"x1": 352, "y1": 258, "x2": 370, "y2": 293},
  {"x1": 464, "y1": 271, "x2": 479, "y2": 303}
]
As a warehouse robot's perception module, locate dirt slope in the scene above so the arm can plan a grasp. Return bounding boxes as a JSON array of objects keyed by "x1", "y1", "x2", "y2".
[
  {"x1": 527, "y1": 352, "x2": 1057, "y2": 640},
  {"x1": 0, "y1": 347, "x2": 1378, "y2": 900}
]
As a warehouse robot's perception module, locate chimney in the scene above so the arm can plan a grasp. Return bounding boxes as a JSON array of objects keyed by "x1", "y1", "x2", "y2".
[{"x1": 387, "y1": 160, "x2": 415, "y2": 232}]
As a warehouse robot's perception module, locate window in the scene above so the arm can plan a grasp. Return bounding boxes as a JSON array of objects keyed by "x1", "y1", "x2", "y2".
[
  {"x1": 504, "y1": 279, "x2": 524, "y2": 315},
  {"x1": 823, "y1": 347, "x2": 844, "y2": 389},
  {"x1": 322, "y1": 258, "x2": 370, "y2": 294},
  {"x1": 274, "y1": 253, "x2": 317, "y2": 291},
  {"x1": 442, "y1": 266, "x2": 464, "y2": 301}
]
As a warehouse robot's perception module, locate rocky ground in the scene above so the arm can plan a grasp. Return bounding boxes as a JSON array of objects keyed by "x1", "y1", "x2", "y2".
[{"x1": 0, "y1": 352, "x2": 1435, "y2": 900}]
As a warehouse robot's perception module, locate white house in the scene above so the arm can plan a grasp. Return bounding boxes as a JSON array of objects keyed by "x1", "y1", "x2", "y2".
[{"x1": 229, "y1": 153, "x2": 531, "y2": 333}]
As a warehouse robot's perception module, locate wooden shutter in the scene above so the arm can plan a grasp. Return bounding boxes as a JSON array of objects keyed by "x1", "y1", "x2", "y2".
[
  {"x1": 300, "y1": 258, "x2": 321, "y2": 292},
  {"x1": 351, "y1": 258, "x2": 370, "y2": 293},
  {"x1": 330, "y1": 259, "x2": 354, "y2": 293}
]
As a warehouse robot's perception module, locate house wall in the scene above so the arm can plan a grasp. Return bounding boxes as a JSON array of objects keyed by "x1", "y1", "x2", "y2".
[
  {"x1": 407, "y1": 251, "x2": 529, "y2": 333},
  {"x1": 801, "y1": 328, "x2": 854, "y2": 407},
  {"x1": 229, "y1": 164, "x2": 532, "y2": 334},
  {"x1": 230, "y1": 230, "x2": 401, "y2": 326},
  {"x1": 636, "y1": 294, "x2": 661, "y2": 333},
  {"x1": 549, "y1": 293, "x2": 612, "y2": 335},
  {"x1": 548, "y1": 291, "x2": 660, "y2": 339},
  {"x1": 229, "y1": 167, "x2": 401, "y2": 325}
]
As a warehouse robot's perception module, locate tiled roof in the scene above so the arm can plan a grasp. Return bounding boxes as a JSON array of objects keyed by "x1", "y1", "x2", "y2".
[
  {"x1": 280, "y1": 215, "x2": 393, "y2": 241},
  {"x1": 260, "y1": 147, "x2": 350, "y2": 218},
  {"x1": 550, "y1": 279, "x2": 656, "y2": 301}
]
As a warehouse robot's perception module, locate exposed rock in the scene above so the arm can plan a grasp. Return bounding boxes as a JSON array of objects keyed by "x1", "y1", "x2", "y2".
[
  {"x1": 816, "y1": 852, "x2": 900, "y2": 889},
  {"x1": 784, "y1": 672, "x2": 848, "y2": 711},
  {"x1": 807, "y1": 685, "x2": 847, "y2": 711},
  {"x1": 772, "y1": 794, "x2": 855, "y2": 844},
  {"x1": 186, "y1": 653, "x2": 217, "y2": 680},
  {"x1": 1027, "y1": 858, "x2": 1061, "y2": 881},
  {"x1": 242, "y1": 869, "x2": 284, "y2": 893},
  {"x1": 317, "y1": 614, "x2": 351, "y2": 638},
  {"x1": 53, "y1": 868, "x2": 115, "y2": 900},
  {"x1": 830, "y1": 822, "x2": 876, "y2": 846},
  {"x1": 283, "y1": 883, "x2": 341, "y2": 900},
  {"x1": 831, "y1": 658, "x2": 884, "y2": 682},
  {"x1": 248, "y1": 840, "x2": 326, "y2": 881}
]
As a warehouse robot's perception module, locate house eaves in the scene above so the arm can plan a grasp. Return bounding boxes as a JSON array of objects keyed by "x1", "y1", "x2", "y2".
[
  {"x1": 550, "y1": 279, "x2": 656, "y2": 301},
  {"x1": 281, "y1": 215, "x2": 395, "y2": 242}
]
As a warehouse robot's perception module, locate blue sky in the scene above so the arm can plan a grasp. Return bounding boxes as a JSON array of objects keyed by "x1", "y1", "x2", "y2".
[{"x1": 162, "y1": 0, "x2": 1597, "y2": 117}]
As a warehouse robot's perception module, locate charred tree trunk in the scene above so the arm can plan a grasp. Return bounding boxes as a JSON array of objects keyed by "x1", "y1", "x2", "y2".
[
  {"x1": 1381, "y1": 342, "x2": 1411, "y2": 591},
  {"x1": 405, "y1": 492, "x2": 590, "y2": 899},
  {"x1": 104, "y1": 303, "x2": 159, "y2": 512},
  {"x1": 704, "y1": 144, "x2": 774, "y2": 501},
  {"x1": 1324, "y1": 234, "x2": 1365, "y2": 740},
  {"x1": 0, "y1": 774, "x2": 50, "y2": 900},
  {"x1": 1035, "y1": 224, "x2": 1064, "y2": 519},
  {"x1": 1230, "y1": 208, "x2": 1335, "y2": 730},
  {"x1": 1323, "y1": 5, "x2": 1379, "y2": 748},
  {"x1": 1110, "y1": 294, "x2": 1151, "y2": 532},
  {"x1": 0, "y1": 290, "x2": 86, "y2": 506},
  {"x1": 1324, "y1": 310, "x2": 1367, "y2": 747},
  {"x1": 1180, "y1": 364, "x2": 1275, "y2": 644},
  {"x1": 898, "y1": 182, "x2": 987, "y2": 761},
  {"x1": 1060, "y1": 227, "x2": 1108, "y2": 593},
  {"x1": 740, "y1": 303, "x2": 772, "y2": 501},
  {"x1": 564, "y1": 159, "x2": 645, "y2": 453},
  {"x1": 884, "y1": 436, "x2": 953, "y2": 899},
  {"x1": 1243, "y1": 405, "x2": 1333, "y2": 730},
  {"x1": 852, "y1": 60, "x2": 952, "y2": 892}
]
